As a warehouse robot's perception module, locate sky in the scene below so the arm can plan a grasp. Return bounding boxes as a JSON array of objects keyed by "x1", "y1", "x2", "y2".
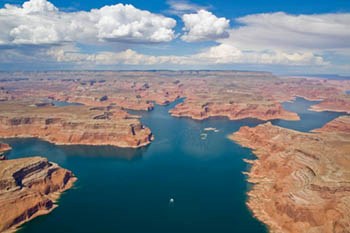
[{"x1": 0, "y1": 0, "x2": 349, "y2": 74}]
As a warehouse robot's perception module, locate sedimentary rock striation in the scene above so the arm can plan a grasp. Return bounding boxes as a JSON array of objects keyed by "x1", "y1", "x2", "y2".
[
  {"x1": 230, "y1": 119, "x2": 350, "y2": 233},
  {"x1": 0, "y1": 102, "x2": 153, "y2": 148},
  {"x1": 0, "y1": 156, "x2": 76, "y2": 232},
  {"x1": 0, "y1": 71, "x2": 350, "y2": 232},
  {"x1": 313, "y1": 115, "x2": 350, "y2": 134},
  {"x1": 169, "y1": 101, "x2": 299, "y2": 121},
  {"x1": 310, "y1": 97, "x2": 350, "y2": 114}
]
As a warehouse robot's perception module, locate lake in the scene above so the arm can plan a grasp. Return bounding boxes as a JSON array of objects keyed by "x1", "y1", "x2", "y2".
[{"x1": 4, "y1": 97, "x2": 346, "y2": 233}]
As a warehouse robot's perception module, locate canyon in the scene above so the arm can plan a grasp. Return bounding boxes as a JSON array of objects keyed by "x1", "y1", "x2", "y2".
[
  {"x1": 0, "y1": 71, "x2": 350, "y2": 233},
  {"x1": 230, "y1": 116, "x2": 350, "y2": 233},
  {"x1": 1, "y1": 71, "x2": 349, "y2": 124}
]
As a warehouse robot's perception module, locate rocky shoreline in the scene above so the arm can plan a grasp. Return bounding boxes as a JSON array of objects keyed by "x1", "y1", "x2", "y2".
[
  {"x1": 0, "y1": 143, "x2": 11, "y2": 160},
  {"x1": 0, "y1": 103, "x2": 153, "y2": 148},
  {"x1": 0, "y1": 154, "x2": 76, "y2": 232},
  {"x1": 1, "y1": 71, "x2": 350, "y2": 232},
  {"x1": 230, "y1": 117, "x2": 350, "y2": 233},
  {"x1": 169, "y1": 102, "x2": 300, "y2": 121}
]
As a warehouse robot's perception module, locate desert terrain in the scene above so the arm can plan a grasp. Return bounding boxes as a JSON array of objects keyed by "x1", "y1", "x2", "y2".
[{"x1": 0, "y1": 71, "x2": 350, "y2": 232}]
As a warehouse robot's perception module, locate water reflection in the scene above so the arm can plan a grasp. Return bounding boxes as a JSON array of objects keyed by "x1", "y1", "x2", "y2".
[
  {"x1": 4, "y1": 137, "x2": 147, "y2": 162},
  {"x1": 58, "y1": 144, "x2": 147, "y2": 161}
]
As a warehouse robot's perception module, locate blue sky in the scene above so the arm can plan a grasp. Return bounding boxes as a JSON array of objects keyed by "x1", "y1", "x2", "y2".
[{"x1": 0, "y1": 0, "x2": 349, "y2": 74}]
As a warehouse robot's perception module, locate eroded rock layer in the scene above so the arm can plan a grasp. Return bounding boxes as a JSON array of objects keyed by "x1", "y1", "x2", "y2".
[
  {"x1": 0, "y1": 102, "x2": 153, "y2": 148},
  {"x1": 169, "y1": 101, "x2": 299, "y2": 121},
  {"x1": 0, "y1": 156, "x2": 76, "y2": 232},
  {"x1": 313, "y1": 115, "x2": 350, "y2": 134},
  {"x1": 230, "y1": 119, "x2": 350, "y2": 233}
]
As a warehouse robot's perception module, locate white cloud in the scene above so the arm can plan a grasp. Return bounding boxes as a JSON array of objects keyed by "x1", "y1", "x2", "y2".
[
  {"x1": 48, "y1": 44, "x2": 326, "y2": 66},
  {"x1": 0, "y1": 2, "x2": 349, "y2": 73},
  {"x1": 194, "y1": 44, "x2": 326, "y2": 65},
  {"x1": 181, "y1": 10, "x2": 230, "y2": 42},
  {"x1": 22, "y1": 0, "x2": 57, "y2": 13},
  {"x1": 223, "y1": 12, "x2": 350, "y2": 51},
  {"x1": 166, "y1": 0, "x2": 209, "y2": 15},
  {"x1": 0, "y1": 0, "x2": 177, "y2": 45},
  {"x1": 94, "y1": 4, "x2": 176, "y2": 42}
]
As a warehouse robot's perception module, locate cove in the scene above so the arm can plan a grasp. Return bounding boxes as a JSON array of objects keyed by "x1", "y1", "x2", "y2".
[
  {"x1": 271, "y1": 97, "x2": 347, "y2": 132},
  {"x1": 3, "y1": 97, "x2": 345, "y2": 233}
]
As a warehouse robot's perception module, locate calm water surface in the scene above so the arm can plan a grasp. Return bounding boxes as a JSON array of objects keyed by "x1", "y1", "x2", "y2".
[
  {"x1": 272, "y1": 97, "x2": 346, "y2": 132},
  {"x1": 4, "y1": 97, "x2": 346, "y2": 233}
]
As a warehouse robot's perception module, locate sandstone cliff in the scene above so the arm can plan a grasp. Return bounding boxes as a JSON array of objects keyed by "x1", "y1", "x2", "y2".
[
  {"x1": 170, "y1": 101, "x2": 299, "y2": 121},
  {"x1": 0, "y1": 102, "x2": 153, "y2": 148},
  {"x1": 230, "y1": 120, "x2": 350, "y2": 233},
  {"x1": 0, "y1": 156, "x2": 76, "y2": 232}
]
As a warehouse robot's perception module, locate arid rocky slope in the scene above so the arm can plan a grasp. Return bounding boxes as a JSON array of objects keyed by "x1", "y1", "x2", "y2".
[
  {"x1": 230, "y1": 118, "x2": 350, "y2": 233},
  {"x1": 0, "y1": 101, "x2": 153, "y2": 148},
  {"x1": 0, "y1": 156, "x2": 76, "y2": 232}
]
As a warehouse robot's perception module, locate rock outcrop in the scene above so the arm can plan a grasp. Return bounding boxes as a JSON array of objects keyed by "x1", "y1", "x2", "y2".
[
  {"x1": 230, "y1": 120, "x2": 350, "y2": 233},
  {"x1": 1, "y1": 71, "x2": 350, "y2": 123},
  {"x1": 0, "y1": 143, "x2": 11, "y2": 160},
  {"x1": 0, "y1": 102, "x2": 153, "y2": 148},
  {"x1": 310, "y1": 97, "x2": 350, "y2": 114},
  {"x1": 313, "y1": 116, "x2": 350, "y2": 134},
  {"x1": 170, "y1": 101, "x2": 299, "y2": 121},
  {"x1": 0, "y1": 156, "x2": 76, "y2": 232}
]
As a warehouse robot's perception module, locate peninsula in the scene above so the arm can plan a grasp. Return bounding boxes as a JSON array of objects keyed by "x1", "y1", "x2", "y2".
[
  {"x1": 0, "y1": 155, "x2": 76, "y2": 232},
  {"x1": 230, "y1": 116, "x2": 350, "y2": 233}
]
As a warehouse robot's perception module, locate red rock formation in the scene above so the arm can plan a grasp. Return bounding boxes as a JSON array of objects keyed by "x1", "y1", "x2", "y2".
[
  {"x1": 310, "y1": 97, "x2": 350, "y2": 114},
  {"x1": 170, "y1": 101, "x2": 299, "y2": 121},
  {"x1": 313, "y1": 116, "x2": 350, "y2": 134},
  {"x1": 3, "y1": 71, "x2": 350, "y2": 122},
  {"x1": 0, "y1": 102, "x2": 153, "y2": 148},
  {"x1": 0, "y1": 156, "x2": 76, "y2": 232},
  {"x1": 230, "y1": 120, "x2": 350, "y2": 233}
]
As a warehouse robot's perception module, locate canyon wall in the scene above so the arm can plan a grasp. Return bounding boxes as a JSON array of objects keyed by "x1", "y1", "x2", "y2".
[
  {"x1": 0, "y1": 103, "x2": 153, "y2": 148},
  {"x1": 170, "y1": 101, "x2": 299, "y2": 121},
  {"x1": 0, "y1": 156, "x2": 76, "y2": 232}
]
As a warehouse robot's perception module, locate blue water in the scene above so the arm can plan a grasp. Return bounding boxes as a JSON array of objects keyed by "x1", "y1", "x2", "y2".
[
  {"x1": 51, "y1": 100, "x2": 83, "y2": 107},
  {"x1": 3, "y1": 97, "x2": 346, "y2": 233},
  {"x1": 271, "y1": 97, "x2": 346, "y2": 132}
]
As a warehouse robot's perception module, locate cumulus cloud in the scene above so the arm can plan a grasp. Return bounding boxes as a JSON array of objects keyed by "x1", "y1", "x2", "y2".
[
  {"x1": 0, "y1": 0, "x2": 176, "y2": 45},
  {"x1": 0, "y1": 1, "x2": 349, "y2": 72},
  {"x1": 181, "y1": 10, "x2": 230, "y2": 42}
]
